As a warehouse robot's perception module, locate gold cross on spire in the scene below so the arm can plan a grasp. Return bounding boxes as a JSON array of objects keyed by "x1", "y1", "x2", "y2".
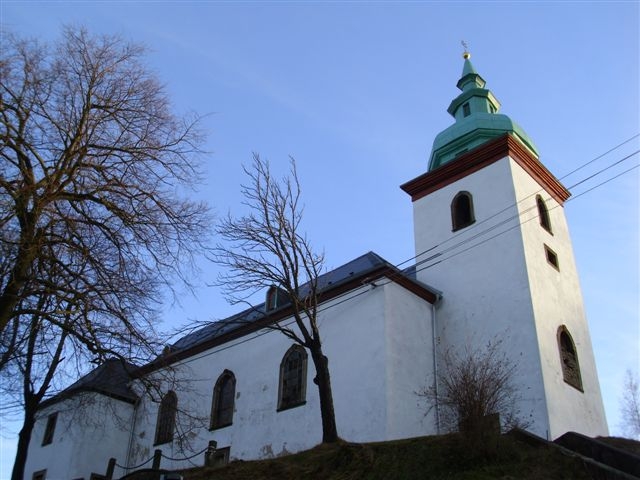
[{"x1": 461, "y1": 40, "x2": 471, "y2": 59}]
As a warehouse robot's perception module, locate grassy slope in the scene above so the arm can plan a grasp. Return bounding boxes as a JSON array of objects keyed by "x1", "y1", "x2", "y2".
[
  {"x1": 598, "y1": 436, "x2": 640, "y2": 456},
  {"x1": 179, "y1": 432, "x2": 598, "y2": 480}
]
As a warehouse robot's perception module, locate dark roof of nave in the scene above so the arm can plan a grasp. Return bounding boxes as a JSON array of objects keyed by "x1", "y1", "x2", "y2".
[
  {"x1": 39, "y1": 251, "x2": 438, "y2": 404},
  {"x1": 170, "y1": 251, "x2": 437, "y2": 353},
  {"x1": 40, "y1": 358, "x2": 138, "y2": 409}
]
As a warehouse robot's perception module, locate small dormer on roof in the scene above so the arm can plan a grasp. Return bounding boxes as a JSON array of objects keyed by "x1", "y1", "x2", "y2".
[
  {"x1": 428, "y1": 50, "x2": 539, "y2": 171},
  {"x1": 266, "y1": 284, "x2": 289, "y2": 312}
]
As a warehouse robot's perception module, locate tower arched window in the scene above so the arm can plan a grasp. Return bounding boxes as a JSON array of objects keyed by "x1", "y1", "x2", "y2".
[
  {"x1": 557, "y1": 326, "x2": 583, "y2": 391},
  {"x1": 155, "y1": 390, "x2": 177, "y2": 445},
  {"x1": 211, "y1": 370, "x2": 236, "y2": 429},
  {"x1": 451, "y1": 191, "x2": 475, "y2": 231},
  {"x1": 537, "y1": 195, "x2": 552, "y2": 233},
  {"x1": 278, "y1": 345, "x2": 307, "y2": 411}
]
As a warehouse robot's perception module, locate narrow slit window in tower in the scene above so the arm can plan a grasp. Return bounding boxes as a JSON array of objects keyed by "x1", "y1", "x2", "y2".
[{"x1": 537, "y1": 195, "x2": 552, "y2": 233}]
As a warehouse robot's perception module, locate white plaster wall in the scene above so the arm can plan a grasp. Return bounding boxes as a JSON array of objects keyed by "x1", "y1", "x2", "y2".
[
  {"x1": 324, "y1": 285, "x2": 388, "y2": 442},
  {"x1": 510, "y1": 162, "x2": 608, "y2": 438},
  {"x1": 383, "y1": 282, "x2": 437, "y2": 439},
  {"x1": 128, "y1": 281, "x2": 434, "y2": 471},
  {"x1": 411, "y1": 157, "x2": 550, "y2": 437},
  {"x1": 25, "y1": 393, "x2": 134, "y2": 480}
]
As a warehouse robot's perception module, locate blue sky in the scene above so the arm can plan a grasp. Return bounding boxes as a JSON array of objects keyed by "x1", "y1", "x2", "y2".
[{"x1": 1, "y1": 1, "x2": 638, "y2": 476}]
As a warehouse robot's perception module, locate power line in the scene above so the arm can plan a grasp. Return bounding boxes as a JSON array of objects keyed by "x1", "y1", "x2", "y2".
[
  {"x1": 307, "y1": 143, "x2": 640, "y2": 313},
  {"x1": 396, "y1": 134, "x2": 640, "y2": 270},
  {"x1": 385, "y1": 153, "x2": 639, "y2": 284},
  {"x1": 566, "y1": 150, "x2": 639, "y2": 190},
  {"x1": 558, "y1": 133, "x2": 639, "y2": 181},
  {"x1": 568, "y1": 162, "x2": 640, "y2": 203},
  {"x1": 166, "y1": 137, "x2": 640, "y2": 369},
  {"x1": 414, "y1": 149, "x2": 639, "y2": 269}
]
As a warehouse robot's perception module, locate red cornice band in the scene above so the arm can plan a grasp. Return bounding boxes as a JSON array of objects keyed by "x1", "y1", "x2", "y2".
[{"x1": 400, "y1": 134, "x2": 570, "y2": 204}]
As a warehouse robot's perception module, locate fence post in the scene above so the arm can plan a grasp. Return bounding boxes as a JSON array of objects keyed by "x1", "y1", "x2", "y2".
[
  {"x1": 204, "y1": 440, "x2": 218, "y2": 467},
  {"x1": 105, "y1": 458, "x2": 116, "y2": 480},
  {"x1": 152, "y1": 449, "x2": 162, "y2": 470}
]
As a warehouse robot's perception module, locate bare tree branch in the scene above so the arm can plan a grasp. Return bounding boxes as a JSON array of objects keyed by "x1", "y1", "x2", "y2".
[
  {"x1": 211, "y1": 153, "x2": 338, "y2": 443},
  {"x1": 0, "y1": 26, "x2": 213, "y2": 479},
  {"x1": 418, "y1": 337, "x2": 529, "y2": 457},
  {"x1": 620, "y1": 369, "x2": 640, "y2": 439},
  {"x1": 0, "y1": 27, "x2": 212, "y2": 338}
]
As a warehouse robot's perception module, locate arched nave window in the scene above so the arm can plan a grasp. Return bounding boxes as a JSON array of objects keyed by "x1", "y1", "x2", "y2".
[
  {"x1": 557, "y1": 326, "x2": 583, "y2": 391},
  {"x1": 451, "y1": 191, "x2": 475, "y2": 231},
  {"x1": 211, "y1": 370, "x2": 236, "y2": 429},
  {"x1": 536, "y1": 195, "x2": 552, "y2": 233},
  {"x1": 154, "y1": 390, "x2": 177, "y2": 445},
  {"x1": 278, "y1": 345, "x2": 307, "y2": 411}
]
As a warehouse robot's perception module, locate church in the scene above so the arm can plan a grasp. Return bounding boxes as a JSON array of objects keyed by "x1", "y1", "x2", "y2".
[{"x1": 23, "y1": 53, "x2": 608, "y2": 480}]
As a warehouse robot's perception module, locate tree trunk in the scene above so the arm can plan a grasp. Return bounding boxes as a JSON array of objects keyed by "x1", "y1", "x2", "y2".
[
  {"x1": 12, "y1": 402, "x2": 37, "y2": 480},
  {"x1": 0, "y1": 258, "x2": 29, "y2": 335},
  {"x1": 310, "y1": 347, "x2": 339, "y2": 443},
  {"x1": 0, "y1": 223, "x2": 38, "y2": 335}
]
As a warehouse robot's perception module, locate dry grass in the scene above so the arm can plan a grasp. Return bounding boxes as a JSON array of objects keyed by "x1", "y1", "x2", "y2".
[
  {"x1": 178, "y1": 432, "x2": 597, "y2": 480},
  {"x1": 597, "y1": 436, "x2": 640, "y2": 456}
]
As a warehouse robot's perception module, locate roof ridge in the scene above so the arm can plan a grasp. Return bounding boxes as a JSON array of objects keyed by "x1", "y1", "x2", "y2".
[{"x1": 171, "y1": 250, "x2": 392, "y2": 351}]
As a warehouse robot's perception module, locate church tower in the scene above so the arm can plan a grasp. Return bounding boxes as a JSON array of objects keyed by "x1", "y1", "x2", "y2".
[{"x1": 401, "y1": 51, "x2": 607, "y2": 439}]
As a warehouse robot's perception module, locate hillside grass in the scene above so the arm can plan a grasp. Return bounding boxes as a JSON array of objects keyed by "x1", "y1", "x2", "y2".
[{"x1": 179, "y1": 431, "x2": 597, "y2": 480}]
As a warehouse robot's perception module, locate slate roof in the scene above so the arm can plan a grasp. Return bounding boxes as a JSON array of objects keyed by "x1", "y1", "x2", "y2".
[
  {"x1": 41, "y1": 251, "x2": 438, "y2": 400},
  {"x1": 41, "y1": 358, "x2": 138, "y2": 409},
  {"x1": 169, "y1": 251, "x2": 437, "y2": 355}
]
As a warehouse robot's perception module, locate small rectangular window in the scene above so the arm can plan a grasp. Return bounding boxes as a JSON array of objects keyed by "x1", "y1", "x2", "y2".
[
  {"x1": 32, "y1": 470, "x2": 47, "y2": 480},
  {"x1": 462, "y1": 102, "x2": 471, "y2": 117},
  {"x1": 545, "y1": 245, "x2": 559, "y2": 270},
  {"x1": 42, "y1": 413, "x2": 57, "y2": 446}
]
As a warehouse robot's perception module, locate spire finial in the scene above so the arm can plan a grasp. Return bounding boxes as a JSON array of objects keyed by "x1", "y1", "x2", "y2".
[{"x1": 461, "y1": 40, "x2": 471, "y2": 59}]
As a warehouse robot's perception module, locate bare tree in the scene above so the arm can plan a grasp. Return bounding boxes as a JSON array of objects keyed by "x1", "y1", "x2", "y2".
[
  {"x1": 2, "y1": 306, "x2": 207, "y2": 480},
  {"x1": 418, "y1": 339, "x2": 526, "y2": 454},
  {"x1": 5, "y1": 301, "x2": 80, "y2": 480},
  {"x1": 213, "y1": 154, "x2": 338, "y2": 443},
  {"x1": 0, "y1": 27, "x2": 211, "y2": 479},
  {"x1": 0, "y1": 27, "x2": 211, "y2": 337},
  {"x1": 620, "y1": 369, "x2": 640, "y2": 440}
]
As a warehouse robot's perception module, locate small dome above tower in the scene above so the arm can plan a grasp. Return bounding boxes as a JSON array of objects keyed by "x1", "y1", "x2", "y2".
[{"x1": 428, "y1": 51, "x2": 539, "y2": 171}]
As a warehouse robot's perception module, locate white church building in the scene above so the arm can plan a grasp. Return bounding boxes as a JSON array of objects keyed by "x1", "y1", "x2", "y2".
[{"x1": 23, "y1": 54, "x2": 608, "y2": 480}]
